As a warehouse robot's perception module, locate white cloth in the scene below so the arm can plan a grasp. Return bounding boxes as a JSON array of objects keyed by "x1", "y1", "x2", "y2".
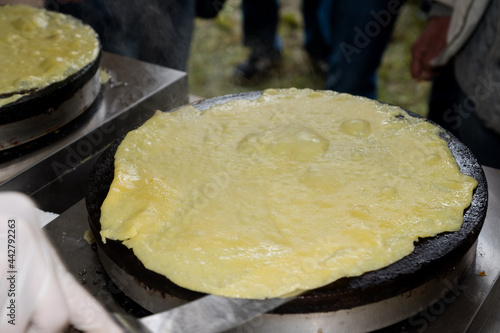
[{"x1": 431, "y1": 0, "x2": 491, "y2": 66}]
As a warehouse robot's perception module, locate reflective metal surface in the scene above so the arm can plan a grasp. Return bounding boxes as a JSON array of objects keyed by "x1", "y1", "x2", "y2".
[{"x1": 140, "y1": 295, "x2": 293, "y2": 333}]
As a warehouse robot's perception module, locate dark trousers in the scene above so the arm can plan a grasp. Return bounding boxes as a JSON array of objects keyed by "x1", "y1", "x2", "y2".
[
  {"x1": 429, "y1": 63, "x2": 500, "y2": 168},
  {"x1": 241, "y1": 0, "x2": 403, "y2": 99}
]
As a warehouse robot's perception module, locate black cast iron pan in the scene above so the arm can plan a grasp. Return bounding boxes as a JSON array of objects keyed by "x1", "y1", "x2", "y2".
[{"x1": 85, "y1": 92, "x2": 488, "y2": 314}]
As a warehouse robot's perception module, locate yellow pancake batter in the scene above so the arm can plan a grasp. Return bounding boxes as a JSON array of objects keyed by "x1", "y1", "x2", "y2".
[{"x1": 100, "y1": 88, "x2": 477, "y2": 299}]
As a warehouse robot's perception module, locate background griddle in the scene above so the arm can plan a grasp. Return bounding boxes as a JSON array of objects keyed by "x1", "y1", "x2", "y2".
[
  {"x1": 0, "y1": 51, "x2": 102, "y2": 149},
  {"x1": 85, "y1": 92, "x2": 488, "y2": 314},
  {"x1": 0, "y1": 52, "x2": 101, "y2": 122}
]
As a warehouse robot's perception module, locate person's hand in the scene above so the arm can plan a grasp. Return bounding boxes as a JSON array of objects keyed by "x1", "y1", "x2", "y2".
[
  {"x1": 0, "y1": 192, "x2": 122, "y2": 333},
  {"x1": 411, "y1": 16, "x2": 451, "y2": 80}
]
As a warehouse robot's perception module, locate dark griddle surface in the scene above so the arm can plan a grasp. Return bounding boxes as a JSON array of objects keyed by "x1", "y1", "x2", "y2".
[{"x1": 85, "y1": 92, "x2": 488, "y2": 314}]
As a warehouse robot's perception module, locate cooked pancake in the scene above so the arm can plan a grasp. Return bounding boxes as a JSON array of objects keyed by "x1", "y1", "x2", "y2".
[
  {"x1": 0, "y1": 5, "x2": 99, "y2": 107},
  {"x1": 100, "y1": 88, "x2": 477, "y2": 299}
]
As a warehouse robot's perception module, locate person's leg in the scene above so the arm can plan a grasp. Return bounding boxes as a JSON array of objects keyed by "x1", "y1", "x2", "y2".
[
  {"x1": 427, "y1": 63, "x2": 463, "y2": 138},
  {"x1": 455, "y1": 94, "x2": 500, "y2": 169},
  {"x1": 138, "y1": 0, "x2": 196, "y2": 71},
  {"x1": 323, "y1": 0, "x2": 404, "y2": 99},
  {"x1": 242, "y1": 0, "x2": 281, "y2": 55},
  {"x1": 302, "y1": 0, "x2": 330, "y2": 73},
  {"x1": 234, "y1": 0, "x2": 282, "y2": 80},
  {"x1": 427, "y1": 71, "x2": 500, "y2": 169}
]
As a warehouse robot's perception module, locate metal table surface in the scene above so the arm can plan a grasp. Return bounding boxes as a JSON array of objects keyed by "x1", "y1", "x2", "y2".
[{"x1": 42, "y1": 166, "x2": 500, "y2": 333}]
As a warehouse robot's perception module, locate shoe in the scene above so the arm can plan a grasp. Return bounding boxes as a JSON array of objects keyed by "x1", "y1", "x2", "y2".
[
  {"x1": 309, "y1": 56, "x2": 328, "y2": 76},
  {"x1": 233, "y1": 49, "x2": 282, "y2": 81}
]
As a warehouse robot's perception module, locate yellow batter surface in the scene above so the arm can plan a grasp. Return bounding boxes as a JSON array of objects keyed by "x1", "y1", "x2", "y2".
[
  {"x1": 100, "y1": 88, "x2": 477, "y2": 299},
  {"x1": 0, "y1": 5, "x2": 99, "y2": 107}
]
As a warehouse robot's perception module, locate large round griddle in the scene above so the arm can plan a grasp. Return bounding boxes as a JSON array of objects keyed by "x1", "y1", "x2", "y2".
[
  {"x1": 85, "y1": 91, "x2": 487, "y2": 327},
  {"x1": 0, "y1": 51, "x2": 101, "y2": 150}
]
